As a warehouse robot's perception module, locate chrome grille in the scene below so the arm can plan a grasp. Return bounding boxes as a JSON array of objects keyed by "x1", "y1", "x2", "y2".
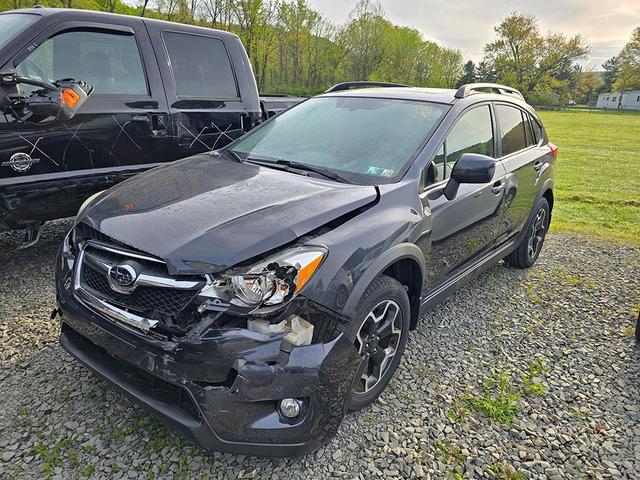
[
  {"x1": 81, "y1": 261, "x2": 199, "y2": 316},
  {"x1": 73, "y1": 228, "x2": 205, "y2": 331}
]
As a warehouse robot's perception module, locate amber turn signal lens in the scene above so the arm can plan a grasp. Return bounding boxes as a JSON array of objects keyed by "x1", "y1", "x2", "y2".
[
  {"x1": 295, "y1": 253, "x2": 324, "y2": 293},
  {"x1": 61, "y1": 88, "x2": 80, "y2": 108}
]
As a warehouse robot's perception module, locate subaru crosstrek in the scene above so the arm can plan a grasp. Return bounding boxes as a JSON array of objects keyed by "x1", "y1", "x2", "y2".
[{"x1": 55, "y1": 82, "x2": 557, "y2": 456}]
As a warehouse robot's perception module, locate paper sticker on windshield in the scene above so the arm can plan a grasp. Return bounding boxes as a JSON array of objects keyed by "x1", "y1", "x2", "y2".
[{"x1": 367, "y1": 166, "x2": 395, "y2": 177}]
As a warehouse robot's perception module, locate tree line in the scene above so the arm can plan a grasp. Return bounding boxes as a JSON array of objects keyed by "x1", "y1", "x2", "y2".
[
  {"x1": 1, "y1": 0, "x2": 638, "y2": 103},
  {"x1": 0, "y1": 0, "x2": 465, "y2": 94}
]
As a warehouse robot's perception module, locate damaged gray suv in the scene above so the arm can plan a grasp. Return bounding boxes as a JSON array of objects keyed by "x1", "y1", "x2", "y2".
[{"x1": 55, "y1": 82, "x2": 556, "y2": 456}]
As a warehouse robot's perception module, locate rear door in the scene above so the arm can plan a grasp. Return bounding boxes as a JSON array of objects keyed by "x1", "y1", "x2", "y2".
[
  {"x1": 145, "y1": 25, "x2": 249, "y2": 158},
  {"x1": 494, "y1": 103, "x2": 543, "y2": 240},
  {"x1": 419, "y1": 103, "x2": 507, "y2": 288},
  {"x1": 0, "y1": 17, "x2": 171, "y2": 224}
]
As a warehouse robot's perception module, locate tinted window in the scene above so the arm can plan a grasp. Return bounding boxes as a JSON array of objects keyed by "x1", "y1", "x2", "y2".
[
  {"x1": 164, "y1": 32, "x2": 238, "y2": 99},
  {"x1": 231, "y1": 97, "x2": 448, "y2": 185},
  {"x1": 523, "y1": 112, "x2": 533, "y2": 146},
  {"x1": 16, "y1": 30, "x2": 147, "y2": 95},
  {"x1": 431, "y1": 144, "x2": 446, "y2": 183},
  {"x1": 422, "y1": 106, "x2": 493, "y2": 188},
  {"x1": 0, "y1": 14, "x2": 38, "y2": 49},
  {"x1": 496, "y1": 105, "x2": 527, "y2": 156},
  {"x1": 446, "y1": 105, "x2": 494, "y2": 166},
  {"x1": 530, "y1": 116, "x2": 543, "y2": 144}
]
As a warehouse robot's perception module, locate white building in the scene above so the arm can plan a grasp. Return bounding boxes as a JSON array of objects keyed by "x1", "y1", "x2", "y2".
[{"x1": 596, "y1": 90, "x2": 640, "y2": 110}]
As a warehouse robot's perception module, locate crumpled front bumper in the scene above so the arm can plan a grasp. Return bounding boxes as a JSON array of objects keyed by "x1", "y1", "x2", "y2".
[{"x1": 55, "y1": 244, "x2": 359, "y2": 456}]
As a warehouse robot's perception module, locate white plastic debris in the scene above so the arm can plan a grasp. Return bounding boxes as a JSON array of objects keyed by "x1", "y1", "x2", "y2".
[{"x1": 248, "y1": 315, "x2": 314, "y2": 346}]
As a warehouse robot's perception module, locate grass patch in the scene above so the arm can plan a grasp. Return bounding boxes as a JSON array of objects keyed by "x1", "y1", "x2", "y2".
[
  {"x1": 33, "y1": 436, "x2": 76, "y2": 478},
  {"x1": 414, "y1": 364, "x2": 428, "y2": 377},
  {"x1": 435, "y1": 441, "x2": 466, "y2": 479},
  {"x1": 459, "y1": 359, "x2": 546, "y2": 423},
  {"x1": 537, "y1": 110, "x2": 640, "y2": 245},
  {"x1": 490, "y1": 461, "x2": 526, "y2": 480}
]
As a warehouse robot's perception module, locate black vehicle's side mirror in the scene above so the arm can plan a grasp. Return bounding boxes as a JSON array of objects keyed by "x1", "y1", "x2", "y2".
[
  {"x1": 56, "y1": 79, "x2": 94, "y2": 119},
  {"x1": 0, "y1": 73, "x2": 93, "y2": 121},
  {"x1": 443, "y1": 153, "x2": 495, "y2": 200}
]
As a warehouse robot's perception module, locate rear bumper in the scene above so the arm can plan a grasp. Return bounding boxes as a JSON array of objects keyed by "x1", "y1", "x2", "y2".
[{"x1": 56, "y1": 244, "x2": 358, "y2": 457}]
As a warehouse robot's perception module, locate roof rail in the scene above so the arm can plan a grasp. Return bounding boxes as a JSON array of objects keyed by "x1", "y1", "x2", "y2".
[
  {"x1": 325, "y1": 81, "x2": 410, "y2": 93},
  {"x1": 455, "y1": 83, "x2": 524, "y2": 100}
]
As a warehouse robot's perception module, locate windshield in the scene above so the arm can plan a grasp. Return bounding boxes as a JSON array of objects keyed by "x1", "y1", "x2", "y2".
[
  {"x1": 230, "y1": 96, "x2": 448, "y2": 184},
  {"x1": 0, "y1": 14, "x2": 38, "y2": 50}
]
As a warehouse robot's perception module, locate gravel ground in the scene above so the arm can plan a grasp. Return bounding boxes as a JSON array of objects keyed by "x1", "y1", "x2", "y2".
[{"x1": 0, "y1": 220, "x2": 639, "y2": 480}]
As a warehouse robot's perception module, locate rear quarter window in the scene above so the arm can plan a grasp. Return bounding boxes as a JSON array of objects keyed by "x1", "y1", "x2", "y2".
[
  {"x1": 163, "y1": 32, "x2": 238, "y2": 99},
  {"x1": 496, "y1": 104, "x2": 528, "y2": 156}
]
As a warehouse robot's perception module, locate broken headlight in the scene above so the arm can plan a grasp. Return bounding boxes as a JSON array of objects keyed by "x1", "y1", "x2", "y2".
[{"x1": 200, "y1": 247, "x2": 326, "y2": 310}]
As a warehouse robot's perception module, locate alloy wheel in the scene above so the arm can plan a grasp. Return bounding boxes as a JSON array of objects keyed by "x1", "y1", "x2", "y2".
[
  {"x1": 527, "y1": 207, "x2": 547, "y2": 259},
  {"x1": 353, "y1": 299, "x2": 403, "y2": 395}
]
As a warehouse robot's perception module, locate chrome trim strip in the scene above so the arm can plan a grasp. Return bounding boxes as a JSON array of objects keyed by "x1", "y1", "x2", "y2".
[
  {"x1": 85, "y1": 240, "x2": 165, "y2": 264},
  {"x1": 73, "y1": 244, "x2": 159, "y2": 332},
  {"x1": 83, "y1": 241, "x2": 204, "y2": 290},
  {"x1": 75, "y1": 287, "x2": 159, "y2": 332}
]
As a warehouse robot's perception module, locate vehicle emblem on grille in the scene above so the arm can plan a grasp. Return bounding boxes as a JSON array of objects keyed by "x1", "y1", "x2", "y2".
[
  {"x1": 1, "y1": 152, "x2": 40, "y2": 173},
  {"x1": 108, "y1": 264, "x2": 138, "y2": 293}
]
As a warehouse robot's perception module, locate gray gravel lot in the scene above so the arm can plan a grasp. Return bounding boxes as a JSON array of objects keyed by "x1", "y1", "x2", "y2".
[{"x1": 0, "y1": 219, "x2": 639, "y2": 480}]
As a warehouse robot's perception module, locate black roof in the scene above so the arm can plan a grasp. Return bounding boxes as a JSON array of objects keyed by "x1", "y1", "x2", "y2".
[{"x1": 2, "y1": 7, "x2": 239, "y2": 40}]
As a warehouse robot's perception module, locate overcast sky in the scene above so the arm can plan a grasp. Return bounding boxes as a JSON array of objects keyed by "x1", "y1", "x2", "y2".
[{"x1": 307, "y1": 0, "x2": 640, "y2": 70}]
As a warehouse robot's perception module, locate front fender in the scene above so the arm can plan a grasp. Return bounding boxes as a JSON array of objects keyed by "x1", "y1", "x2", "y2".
[{"x1": 341, "y1": 243, "x2": 425, "y2": 320}]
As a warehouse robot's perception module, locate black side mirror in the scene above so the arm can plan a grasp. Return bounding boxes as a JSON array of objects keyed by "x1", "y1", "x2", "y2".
[{"x1": 443, "y1": 153, "x2": 495, "y2": 200}]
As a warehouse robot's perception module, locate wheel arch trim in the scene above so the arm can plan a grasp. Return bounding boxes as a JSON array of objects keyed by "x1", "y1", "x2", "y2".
[{"x1": 342, "y1": 243, "x2": 426, "y2": 325}]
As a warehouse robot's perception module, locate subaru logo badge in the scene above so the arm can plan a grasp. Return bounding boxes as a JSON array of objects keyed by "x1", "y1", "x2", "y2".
[{"x1": 108, "y1": 264, "x2": 137, "y2": 293}]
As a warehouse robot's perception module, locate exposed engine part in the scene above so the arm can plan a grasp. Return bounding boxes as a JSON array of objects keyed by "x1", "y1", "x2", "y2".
[{"x1": 248, "y1": 315, "x2": 314, "y2": 346}]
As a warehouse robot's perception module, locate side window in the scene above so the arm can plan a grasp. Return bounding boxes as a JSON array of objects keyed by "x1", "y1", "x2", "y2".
[
  {"x1": 496, "y1": 104, "x2": 527, "y2": 156},
  {"x1": 523, "y1": 112, "x2": 535, "y2": 146},
  {"x1": 446, "y1": 105, "x2": 494, "y2": 167},
  {"x1": 423, "y1": 105, "x2": 493, "y2": 188},
  {"x1": 530, "y1": 116, "x2": 543, "y2": 145},
  {"x1": 163, "y1": 32, "x2": 238, "y2": 99},
  {"x1": 16, "y1": 30, "x2": 147, "y2": 95}
]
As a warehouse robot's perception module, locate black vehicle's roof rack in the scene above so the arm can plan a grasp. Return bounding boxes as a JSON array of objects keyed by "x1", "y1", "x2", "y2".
[
  {"x1": 455, "y1": 83, "x2": 524, "y2": 100},
  {"x1": 325, "y1": 81, "x2": 410, "y2": 93}
]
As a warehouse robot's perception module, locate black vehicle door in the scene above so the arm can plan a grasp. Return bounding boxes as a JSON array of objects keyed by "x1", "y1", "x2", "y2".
[
  {"x1": 494, "y1": 103, "x2": 547, "y2": 241},
  {"x1": 145, "y1": 25, "x2": 249, "y2": 158},
  {"x1": 0, "y1": 17, "x2": 171, "y2": 226},
  {"x1": 419, "y1": 103, "x2": 507, "y2": 288}
]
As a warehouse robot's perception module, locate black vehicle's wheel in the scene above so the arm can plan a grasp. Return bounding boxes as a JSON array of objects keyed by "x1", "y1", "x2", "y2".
[
  {"x1": 346, "y1": 275, "x2": 410, "y2": 411},
  {"x1": 504, "y1": 197, "x2": 550, "y2": 269}
]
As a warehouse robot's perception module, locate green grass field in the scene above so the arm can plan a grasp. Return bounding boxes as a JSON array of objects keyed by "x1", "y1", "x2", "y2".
[{"x1": 536, "y1": 109, "x2": 640, "y2": 245}]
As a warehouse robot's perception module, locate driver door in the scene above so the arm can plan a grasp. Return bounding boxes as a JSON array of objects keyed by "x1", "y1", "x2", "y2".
[
  {"x1": 0, "y1": 17, "x2": 171, "y2": 223},
  {"x1": 418, "y1": 104, "x2": 507, "y2": 290}
]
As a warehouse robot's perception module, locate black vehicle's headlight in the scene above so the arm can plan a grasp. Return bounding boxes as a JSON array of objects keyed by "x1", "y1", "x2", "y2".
[{"x1": 200, "y1": 247, "x2": 327, "y2": 309}]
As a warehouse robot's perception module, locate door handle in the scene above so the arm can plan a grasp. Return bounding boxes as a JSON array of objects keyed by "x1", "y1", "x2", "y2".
[
  {"x1": 149, "y1": 113, "x2": 169, "y2": 136},
  {"x1": 534, "y1": 161, "x2": 543, "y2": 173},
  {"x1": 491, "y1": 181, "x2": 504, "y2": 195}
]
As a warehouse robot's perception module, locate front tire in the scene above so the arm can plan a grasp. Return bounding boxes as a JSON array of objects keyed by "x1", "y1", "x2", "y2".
[
  {"x1": 504, "y1": 197, "x2": 550, "y2": 269},
  {"x1": 345, "y1": 275, "x2": 410, "y2": 411}
]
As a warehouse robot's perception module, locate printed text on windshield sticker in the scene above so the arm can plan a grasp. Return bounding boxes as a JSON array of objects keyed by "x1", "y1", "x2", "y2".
[{"x1": 367, "y1": 166, "x2": 395, "y2": 177}]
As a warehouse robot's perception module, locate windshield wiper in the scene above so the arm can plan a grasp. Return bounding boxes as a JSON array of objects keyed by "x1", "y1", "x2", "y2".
[{"x1": 245, "y1": 156, "x2": 353, "y2": 184}]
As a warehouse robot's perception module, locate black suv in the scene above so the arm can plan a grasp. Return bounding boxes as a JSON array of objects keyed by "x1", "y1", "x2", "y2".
[{"x1": 55, "y1": 83, "x2": 556, "y2": 456}]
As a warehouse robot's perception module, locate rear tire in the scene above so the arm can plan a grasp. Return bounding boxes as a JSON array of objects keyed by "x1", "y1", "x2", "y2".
[
  {"x1": 504, "y1": 197, "x2": 550, "y2": 269},
  {"x1": 345, "y1": 275, "x2": 410, "y2": 412}
]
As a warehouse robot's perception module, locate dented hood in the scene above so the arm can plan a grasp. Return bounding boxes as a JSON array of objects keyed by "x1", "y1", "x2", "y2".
[{"x1": 80, "y1": 154, "x2": 377, "y2": 274}]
